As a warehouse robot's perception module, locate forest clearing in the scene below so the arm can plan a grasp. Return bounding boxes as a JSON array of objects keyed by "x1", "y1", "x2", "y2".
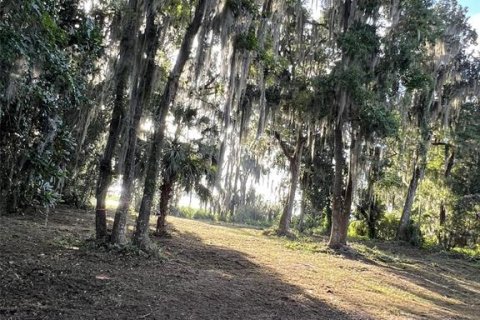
[
  {"x1": 2, "y1": 0, "x2": 480, "y2": 319},
  {"x1": 1, "y1": 207, "x2": 479, "y2": 319}
]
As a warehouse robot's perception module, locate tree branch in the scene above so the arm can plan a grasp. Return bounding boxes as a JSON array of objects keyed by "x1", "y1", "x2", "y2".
[{"x1": 274, "y1": 131, "x2": 294, "y2": 161}]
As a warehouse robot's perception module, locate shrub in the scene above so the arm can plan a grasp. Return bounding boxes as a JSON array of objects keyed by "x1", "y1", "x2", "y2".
[
  {"x1": 230, "y1": 204, "x2": 275, "y2": 227},
  {"x1": 175, "y1": 207, "x2": 216, "y2": 221},
  {"x1": 377, "y1": 213, "x2": 400, "y2": 240},
  {"x1": 348, "y1": 220, "x2": 368, "y2": 239},
  {"x1": 404, "y1": 220, "x2": 423, "y2": 247},
  {"x1": 192, "y1": 209, "x2": 216, "y2": 221},
  {"x1": 451, "y1": 245, "x2": 480, "y2": 260},
  {"x1": 300, "y1": 214, "x2": 323, "y2": 231}
]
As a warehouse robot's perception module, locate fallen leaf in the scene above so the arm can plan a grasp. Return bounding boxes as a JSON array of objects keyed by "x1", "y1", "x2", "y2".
[{"x1": 95, "y1": 274, "x2": 111, "y2": 280}]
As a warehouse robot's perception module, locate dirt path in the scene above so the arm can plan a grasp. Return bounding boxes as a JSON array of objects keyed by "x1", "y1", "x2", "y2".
[{"x1": 1, "y1": 207, "x2": 479, "y2": 319}]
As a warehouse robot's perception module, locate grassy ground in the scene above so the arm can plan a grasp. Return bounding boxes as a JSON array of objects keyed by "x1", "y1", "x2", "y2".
[{"x1": 0, "y1": 207, "x2": 479, "y2": 319}]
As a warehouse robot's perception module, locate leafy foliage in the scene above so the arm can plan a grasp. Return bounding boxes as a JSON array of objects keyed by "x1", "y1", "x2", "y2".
[{"x1": 0, "y1": 0, "x2": 102, "y2": 211}]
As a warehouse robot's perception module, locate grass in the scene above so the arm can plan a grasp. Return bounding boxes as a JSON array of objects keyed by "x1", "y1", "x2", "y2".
[
  {"x1": 2, "y1": 207, "x2": 478, "y2": 319},
  {"x1": 168, "y1": 216, "x2": 480, "y2": 319},
  {"x1": 450, "y1": 245, "x2": 480, "y2": 260}
]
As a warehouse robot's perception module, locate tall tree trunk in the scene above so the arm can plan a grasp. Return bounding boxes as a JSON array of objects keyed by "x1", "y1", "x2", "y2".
[
  {"x1": 366, "y1": 198, "x2": 378, "y2": 239},
  {"x1": 278, "y1": 158, "x2": 300, "y2": 235},
  {"x1": 133, "y1": 0, "x2": 207, "y2": 250},
  {"x1": 367, "y1": 220, "x2": 376, "y2": 239},
  {"x1": 325, "y1": 199, "x2": 332, "y2": 234},
  {"x1": 297, "y1": 190, "x2": 307, "y2": 232},
  {"x1": 439, "y1": 201, "x2": 446, "y2": 226},
  {"x1": 111, "y1": 2, "x2": 159, "y2": 245},
  {"x1": 278, "y1": 134, "x2": 305, "y2": 235},
  {"x1": 156, "y1": 180, "x2": 174, "y2": 236},
  {"x1": 328, "y1": 124, "x2": 348, "y2": 249},
  {"x1": 94, "y1": 0, "x2": 139, "y2": 241},
  {"x1": 397, "y1": 164, "x2": 423, "y2": 241}
]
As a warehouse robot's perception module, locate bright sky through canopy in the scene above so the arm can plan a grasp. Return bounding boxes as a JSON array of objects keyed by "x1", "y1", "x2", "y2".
[
  {"x1": 458, "y1": 0, "x2": 480, "y2": 15},
  {"x1": 458, "y1": 0, "x2": 480, "y2": 55}
]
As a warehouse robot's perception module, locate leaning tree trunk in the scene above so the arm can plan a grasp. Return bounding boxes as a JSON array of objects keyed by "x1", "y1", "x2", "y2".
[
  {"x1": 156, "y1": 179, "x2": 174, "y2": 236},
  {"x1": 111, "y1": 2, "x2": 159, "y2": 245},
  {"x1": 278, "y1": 133, "x2": 305, "y2": 236},
  {"x1": 94, "y1": 0, "x2": 139, "y2": 240},
  {"x1": 328, "y1": 124, "x2": 348, "y2": 249},
  {"x1": 397, "y1": 164, "x2": 422, "y2": 241},
  {"x1": 397, "y1": 133, "x2": 430, "y2": 242},
  {"x1": 133, "y1": 0, "x2": 207, "y2": 250},
  {"x1": 278, "y1": 157, "x2": 301, "y2": 235},
  {"x1": 297, "y1": 190, "x2": 307, "y2": 232}
]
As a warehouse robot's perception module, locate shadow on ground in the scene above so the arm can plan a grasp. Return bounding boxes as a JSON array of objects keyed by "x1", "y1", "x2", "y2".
[
  {"x1": 341, "y1": 240, "x2": 480, "y2": 319},
  {"x1": 267, "y1": 231, "x2": 480, "y2": 319},
  {"x1": 0, "y1": 207, "x2": 365, "y2": 320}
]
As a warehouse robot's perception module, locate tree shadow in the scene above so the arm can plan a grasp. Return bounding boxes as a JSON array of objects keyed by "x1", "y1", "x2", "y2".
[
  {"x1": 343, "y1": 240, "x2": 480, "y2": 319},
  {"x1": 5, "y1": 207, "x2": 478, "y2": 319},
  {"x1": 325, "y1": 245, "x2": 382, "y2": 267},
  {"x1": 277, "y1": 235, "x2": 480, "y2": 319},
  {"x1": 149, "y1": 228, "x2": 368, "y2": 320},
  {"x1": 1, "y1": 208, "x2": 371, "y2": 320}
]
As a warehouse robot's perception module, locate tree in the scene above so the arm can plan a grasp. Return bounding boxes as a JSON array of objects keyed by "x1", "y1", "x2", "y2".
[
  {"x1": 274, "y1": 130, "x2": 305, "y2": 235},
  {"x1": 111, "y1": 0, "x2": 161, "y2": 245},
  {"x1": 94, "y1": 0, "x2": 140, "y2": 240},
  {"x1": 397, "y1": 1, "x2": 475, "y2": 241},
  {"x1": 133, "y1": 0, "x2": 208, "y2": 250},
  {"x1": 0, "y1": 0, "x2": 102, "y2": 214},
  {"x1": 155, "y1": 138, "x2": 214, "y2": 236}
]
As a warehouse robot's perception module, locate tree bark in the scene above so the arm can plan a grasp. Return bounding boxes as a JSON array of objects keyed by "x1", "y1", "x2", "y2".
[
  {"x1": 156, "y1": 180, "x2": 174, "y2": 236},
  {"x1": 277, "y1": 132, "x2": 305, "y2": 235},
  {"x1": 95, "y1": 0, "x2": 139, "y2": 241},
  {"x1": 325, "y1": 199, "x2": 332, "y2": 234},
  {"x1": 133, "y1": 0, "x2": 207, "y2": 250},
  {"x1": 397, "y1": 164, "x2": 422, "y2": 241},
  {"x1": 439, "y1": 201, "x2": 446, "y2": 226},
  {"x1": 328, "y1": 124, "x2": 348, "y2": 249},
  {"x1": 111, "y1": 1, "x2": 159, "y2": 245},
  {"x1": 297, "y1": 190, "x2": 307, "y2": 232}
]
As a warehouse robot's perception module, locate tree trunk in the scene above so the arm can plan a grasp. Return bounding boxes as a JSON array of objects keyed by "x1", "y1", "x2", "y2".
[
  {"x1": 156, "y1": 180, "x2": 174, "y2": 236},
  {"x1": 133, "y1": 0, "x2": 207, "y2": 250},
  {"x1": 325, "y1": 200, "x2": 332, "y2": 234},
  {"x1": 278, "y1": 159, "x2": 300, "y2": 235},
  {"x1": 297, "y1": 191, "x2": 306, "y2": 232},
  {"x1": 397, "y1": 164, "x2": 422, "y2": 241},
  {"x1": 367, "y1": 220, "x2": 376, "y2": 239},
  {"x1": 95, "y1": 0, "x2": 139, "y2": 241},
  {"x1": 328, "y1": 124, "x2": 348, "y2": 249},
  {"x1": 439, "y1": 201, "x2": 446, "y2": 226},
  {"x1": 111, "y1": 2, "x2": 159, "y2": 245},
  {"x1": 278, "y1": 134, "x2": 305, "y2": 235}
]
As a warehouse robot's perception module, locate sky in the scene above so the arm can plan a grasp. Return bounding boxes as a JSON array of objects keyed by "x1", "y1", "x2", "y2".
[
  {"x1": 459, "y1": 0, "x2": 480, "y2": 54},
  {"x1": 459, "y1": 0, "x2": 480, "y2": 16}
]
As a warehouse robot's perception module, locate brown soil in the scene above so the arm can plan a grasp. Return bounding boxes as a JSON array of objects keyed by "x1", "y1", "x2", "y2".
[{"x1": 0, "y1": 206, "x2": 479, "y2": 319}]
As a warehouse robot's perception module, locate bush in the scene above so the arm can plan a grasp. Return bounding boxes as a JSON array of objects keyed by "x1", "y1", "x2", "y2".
[
  {"x1": 300, "y1": 214, "x2": 323, "y2": 231},
  {"x1": 348, "y1": 220, "x2": 368, "y2": 239},
  {"x1": 175, "y1": 207, "x2": 216, "y2": 221},
  {"x1": 375, "y1": 213, "x2": 423, "y2": 245},
  {"x1": 406, "y1": 221, "x2": 423, "y2": 247},
  {"x1": 451, "y1": 245, "x2": 480, "y2": 260},
  {"x1": 377, "y1": 213, "x2": 400, "y2": 240},
  {"x1": 230, "y1": 204, "x2": 275, "y2": 227},
  {"x1": 192, "y1": 209, "x2": 216, "y2": 220},
  {"x1": 294, "y1": 209, "x2": 331, "y2": 236}
]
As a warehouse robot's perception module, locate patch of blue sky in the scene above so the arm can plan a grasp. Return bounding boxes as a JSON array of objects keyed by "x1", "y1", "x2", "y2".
[{"x1": 458, "y1": 0, "x2": 480, "y2": 16}]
